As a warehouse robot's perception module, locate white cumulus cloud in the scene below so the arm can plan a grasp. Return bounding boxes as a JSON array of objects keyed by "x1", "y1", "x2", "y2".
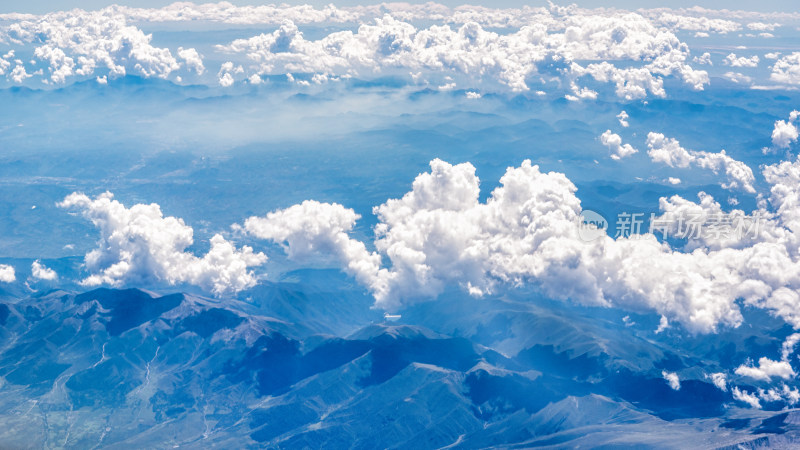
[
  {"x1": 9, "y1": 64, "x2": 31, "y2": 83},
  {"x1": 241, "y1": 200, "x2": 387, "y2": 297},
  {"x1": 177, "y1": 47, "x2": 205, "y2": 75},
  {"x1": 646, "y1": 132, "x2": 695, "y2": 168},
  {"x1": 617, "y1": 110, "x2": 629, "y2": 127},
  {"x1": 735, "y1": 357, "x2": 795, "y2": 382},
  {"x1": 31, "y1": 260, "x2": 57, "y2": 281},
  {"x1": 600, "y1": 130, "x2": 638, "y2": 160},
  {"x1": 0, "y1": 264, "x2": 15, "y2": 283},
  {"x1": 215, "y1": 11, "x2": 705, "y2": 96},
  {"x1": 0, "y1": 4, "x2": 714, "y2": 96},
  {"x1": 59, "y1": 192, "x2": 266, "y2": 296},
  {"x1": 747, "y1": 22, "x2": 780, "y2": 31},
  {"x1": 2, "y1": 10, "x2": 181, "y2": 84},
  {"x1": 723, "y1": 72, "x2": 752, "y2": 84},
  {"x1": 758, "y1": 384, "x2": 800, "y2": 406},
  {"x1": 771, "y1": 112, "x2": 800, "y2": 149},
  {"x1": 693, "y1": 52, "x2": 712, "y2": 65},
  {"x1": 646, "y1": 132, "x2": 756, "y2": 193},
  {"x1": 733, "y1": 386, "x2": 761, "y2": 408},
  {"x1": 242, "y1": 156, "x2": 800, "y2": 334},
  {"x1": 782, "y1": 333, "x2": 800, "y2": 361},
  {"x1": 771, "y1": 52, "x2": 800, "y2": 85},
  {"x1": 217, "y1": 61, "x2": 242, "y2": 87},
  {"x1": 662, "y1": 370, "x2": 681, "y2": 390},
  {"x1": 723, "y1": 53, "x2": 759, "y2": 68},
  {"x1": 646, "y1": 11, "x2": 740, "y2": 34},
  {"x1": 709, "y1": 372, "x2": 727, "y2": 391}
]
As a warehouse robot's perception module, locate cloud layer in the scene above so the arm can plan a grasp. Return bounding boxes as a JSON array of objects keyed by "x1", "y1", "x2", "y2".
[
  {"x1": 215, "y1": 11, "x2": 706, "y2": 96},
  {"x1": 771, "y1": 110, "x2": 800, "y2": 150},
  {"x1": 0, "y1": 3, "x2": 719, "y2": 96},
  {"x1": 238, "y1": 152, "x2": 800, "y2": 338},
  {"x1": 3, "y1": 2, "x2": 799, "y2": 92}
]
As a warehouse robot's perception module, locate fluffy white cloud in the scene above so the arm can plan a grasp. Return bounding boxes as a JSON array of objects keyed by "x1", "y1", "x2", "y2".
[
  {"x1": 654, "y1": 315, "x2": 669, "y2": 334},
  {"x1": 652, "y1": 192, "x2": 775, "y2": 251},
  {"x1": 642, "y1": 6, "x2": 799, "y2": 27},
  {"x1": 734, "y1": 332, "x2": 799, "y2": 388},
  {"x1": 600, "y1": 130, "x2": 637, "y2": 160},
  {"x1": 0, "y1": 51, "x2": 11, "y2": 76},
  {"x1": 33, "y1": 3, "x2": 767, "y2": 35},
  {"x1": 771, "y1": 112, "x2": 800, "y2": 149},
  {"x1": 646, "y1": 132, "x2": 695, "y2": 168},
  {"x1": 217, "y1": 61, "x2": 242, "y2": 87},
  {"x1": 216, "y1": 11, "x2": 705, "y2": 96},
  {"x1": 177, "y1": 47, "x2": 205, "y2": 75},
  {"x1": 0, "y1": 4, "x2": 714, "y2": 95},
  {"x1": 219, "y1": 72, "x2": 234, "y2": 87},
  {"x1": 762, "y1": 156, "x2": 800, "y2": 238},
  {"x1": 708, "y1": 372, "x2": 727, "y2": 391},
  {"x1": 662, "y1": 370, "x2": 681, "y2": 390},
  {"x1": 243, "y1": 156, "x2": 800, "y2": 334},
  {"x1": 771, "y1": 52, "x2": 800, "y2": 85},
  {"x1": 693, "y1": 149, "x2": 756, "y2": 193},
  {"x1": 731, "y1": 378, "x2": 799, "y2": 409},
  {"x1": 724, "y1": 53, "x2": 759, "y2": 68},
  {"x1": 772, "y1": 120, "x2": 798, "y2": 149},
  {"x1": 735, "y1": 357, "x2": 795, "y2": 382},
  {"x1": 693, "y1": 52, "x2": 712, "y2": 65},
  {"x1": 241, "y1": 200, "x2": 387, "y2": 297},
  {"x1": 646, "y1": 132, "x2": 756, "y2": 193},
  {"x1": 617, "y1": 110, "x2": 629, "y2": 127},
  {"x1": 1, "y1": 10, "x2": 181, "y2": 84},
  {"x1": 723, "y1": 72, "x2": 752, "y2": 84},
  {"x1": 732, "y1": 386, "x2": 761, "y2": 408},
  {"x1": 565, "y1": 84, "x2": 598, "y2": 102},
  {"x1": 747, "y1": 22, "x2": 780, "y2": 31},
  {"x1": 576, "y1": 62, "x2": 665, "y2": 100},
  {"x1": 758, "y1": 384, "x2": 800, "y2": 405},
  {"x1": 0, "y1": 264, "x2": 15, "y2": 283},
  {"x1": 59, "y1": 192, "x2": 266, "y2": 296},
  {"x1": 112, "y1": 3, "x2": 358, "y2": 25},
  {"x1": 782, "y1": 333, "x2": 800, "y2": 361},
  {"x1": 9, "y1": 64, "x2": 32, "y2": 83},
  {"x1": 31, "y1": 260, "x2": 57, "y2": 281},
  {"x1": 646, "y1": 12, "x2": 740, "y2": 34}
]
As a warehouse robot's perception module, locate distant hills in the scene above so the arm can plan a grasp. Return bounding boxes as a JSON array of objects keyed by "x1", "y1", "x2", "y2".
[{"x1": 0, "y1": 270, "x2": 797, "y2": 447}]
